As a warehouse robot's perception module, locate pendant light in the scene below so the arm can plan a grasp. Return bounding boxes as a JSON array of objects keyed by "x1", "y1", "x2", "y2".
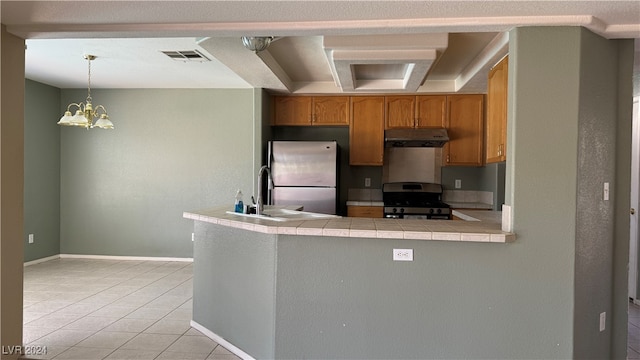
[
  {"x1": 58, "y1": 55, "x2": 114, "y2": 130},
  {"x1": 241, "y1": 37, "x2": 274, "y2": 53}
]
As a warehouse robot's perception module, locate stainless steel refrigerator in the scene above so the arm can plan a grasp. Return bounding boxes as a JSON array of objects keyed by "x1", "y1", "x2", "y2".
[{"x1": 267, "y1": 141, "x2": 338, "y2": 215}]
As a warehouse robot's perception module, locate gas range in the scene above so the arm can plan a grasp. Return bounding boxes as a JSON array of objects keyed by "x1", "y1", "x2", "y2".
[{"x1": 382, "y1": 182, "x2": 451, "y2": 220}]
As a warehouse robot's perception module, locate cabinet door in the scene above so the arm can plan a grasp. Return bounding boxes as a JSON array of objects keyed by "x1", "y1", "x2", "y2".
[
  {"x1": 486, "y1": 56, "x2": 508, "y2": 163},
  {"x1": 313, "y1": 96, "x2": 350, "y2": 126},
  {"x1": 444, "y1": 95, "x2": 484, "y2": 166},
  {"x1": 350, "y1": 97, "x2": 384, "y2": 166},
  {"x1": 272, "y1": 96, "x2": 312, "y2": 125},
  {"x1": 347, "y1": 206, "x2": 383, "y2": 218},
  {"x1": 385, "y1": 96, "x2": 415, "y2": 129},
  {"x1": 416, "y1": 95, "x2": 447, "y2": 128}
]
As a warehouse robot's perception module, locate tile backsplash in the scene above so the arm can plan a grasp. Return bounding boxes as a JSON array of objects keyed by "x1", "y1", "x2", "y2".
[{"x1": 443, "y1": 190, "x2": 493, "y2": 206}]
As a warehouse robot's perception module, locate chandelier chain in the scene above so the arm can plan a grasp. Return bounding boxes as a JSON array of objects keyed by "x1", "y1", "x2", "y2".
[{"x1": 86, "y1": 57, "x2": 92, "y2": 103}]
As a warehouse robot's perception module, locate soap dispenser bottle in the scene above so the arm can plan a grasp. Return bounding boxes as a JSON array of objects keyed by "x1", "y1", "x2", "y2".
[{"x1": 234, "y1": 190, "x2": 244, "y2": 213}]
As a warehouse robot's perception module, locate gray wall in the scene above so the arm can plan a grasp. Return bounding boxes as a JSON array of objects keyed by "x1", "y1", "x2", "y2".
[
  {"x1": 191, "y1": 28, "x2": 632, "y2": 360},
  {"x1": 59, "y1": 88, "x2": 255, "y2": 257},
  {"x1": 573, "y1": 28, "x2": 624, "y2": 359},
  {"x1": 24, "y1": 79, "x2": 61, "y2": 262},
  {"x1": 193, "y1": 222, "x2": 276, "y2": 359},
  {"x1": 611, "y1": 36, "x2": 634, "y2": 360},
  {"x1": 506, "y1": 27, "x2": 632, "y2": 358}
]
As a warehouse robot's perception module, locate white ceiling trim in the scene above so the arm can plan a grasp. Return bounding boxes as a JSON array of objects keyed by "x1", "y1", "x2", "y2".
[
  {"x1": 322, "y1": 34, "x2": 448, "y2": 93},
  {"x1": 454, "y1": 32, "x2": 509, "y2": 92},
  {"x1": 10, "y1": 15, "x2": 639, "y2": 40},
  {"x1": 330, "y1": 50, "x2": 438, "y2": 92}
]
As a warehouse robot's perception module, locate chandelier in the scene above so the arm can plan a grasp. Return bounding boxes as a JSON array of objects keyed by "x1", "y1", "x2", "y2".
[
  {"x1": 57, "y1": 55, "x2": 114, "y2": 130},
  {"x1": 241, "y1": 36, "x2": 274, "y2": 53}
]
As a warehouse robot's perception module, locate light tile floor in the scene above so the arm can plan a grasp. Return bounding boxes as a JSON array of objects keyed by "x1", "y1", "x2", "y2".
[
  {"x1": 22, "y1": 258, "x2": 640, "y2": 359},
  {"x1": 20, "y1": 258, "x2": 240, "y2": 360},
  {"x1": 630, "y1": 301, "x2": 640, "y2": 359}
]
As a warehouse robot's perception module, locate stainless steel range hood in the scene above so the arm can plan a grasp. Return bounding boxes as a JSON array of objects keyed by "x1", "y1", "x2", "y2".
[{"x1": 384, "y1": 128, "x2": 449, "y2": 148}]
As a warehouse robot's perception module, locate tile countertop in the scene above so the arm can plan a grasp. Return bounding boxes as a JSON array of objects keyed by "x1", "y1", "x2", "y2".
[
  {"x1": 184, "y1": 206, "x2": 515, "y2": 243},
  {"x1": 447, "y1": 202, "x2": 493, "y2": 210}
]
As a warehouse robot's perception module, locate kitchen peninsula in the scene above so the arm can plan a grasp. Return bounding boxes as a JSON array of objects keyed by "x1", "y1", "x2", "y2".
[{"x1": 184, "y1": 206, "x2": 514, "y2": 359}]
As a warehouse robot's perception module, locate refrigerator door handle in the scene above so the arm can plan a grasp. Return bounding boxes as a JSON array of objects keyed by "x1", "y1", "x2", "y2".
[{"x1": 266, "y1": 142, "x2": 273, "y2": 205}]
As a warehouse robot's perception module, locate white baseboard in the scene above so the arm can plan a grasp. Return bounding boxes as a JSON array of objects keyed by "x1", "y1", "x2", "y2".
[
  {"x1": 190, "y1": 320, "x2": 256, "y2": 360},
  {"x1": 59, "y1": 254, "x2": 193, "y2": 262},
  {"x1": 25, "y1": 254, "x2": 193, "y2": 266},
  {"x1": 24, "y1": 254, "x2": 60, "y2": 267}
]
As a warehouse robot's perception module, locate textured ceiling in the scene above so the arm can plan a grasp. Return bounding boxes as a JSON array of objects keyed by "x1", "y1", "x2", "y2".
[{"x1": 2, "y1": 1, "x2": 639, "y2": 92}]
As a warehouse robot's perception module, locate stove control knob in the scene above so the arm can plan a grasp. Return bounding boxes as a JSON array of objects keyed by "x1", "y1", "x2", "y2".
[
  {"x1": 437, "y1": 208, "x2": 442, "y2": 214},
  {"x1": 429, "y1": 208, "x2": 434, "y2": 214},
  {"x1": 392, "y1": 208, "x2": 398, "y2": 213},
  {"x1": 400, "y1": 208, "x2": 405, "y2": 213}
]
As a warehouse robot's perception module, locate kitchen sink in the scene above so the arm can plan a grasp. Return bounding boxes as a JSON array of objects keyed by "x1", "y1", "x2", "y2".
[{"x1": 226, "y1": 209, "x2": 340, "y2": 222}]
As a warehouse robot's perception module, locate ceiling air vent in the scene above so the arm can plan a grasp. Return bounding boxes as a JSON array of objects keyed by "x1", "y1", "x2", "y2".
[{"x1": 161, "y1": 50, "x2": 210, "y2": 62}]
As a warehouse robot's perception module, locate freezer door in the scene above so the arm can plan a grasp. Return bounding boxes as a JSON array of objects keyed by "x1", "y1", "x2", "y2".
[
  {"x1": 272, "y1": 187, "x2": 336, "y2": 215},
  {"x1": 270, "y1": 141, "x2": 337, "y2": 187}
]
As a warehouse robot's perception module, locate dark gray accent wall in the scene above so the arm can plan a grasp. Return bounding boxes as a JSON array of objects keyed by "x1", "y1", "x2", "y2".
[
  {"x1": 271, "y1": 126, "x2": 380, "y2": 215},
  {"x1": 59, "y1": 88, "x2": 255, "y2": 258},
  {"x1": 441, "y1": 163, "x2": 506, "y2": 209},
  {"x1": 24, "y1": 79, "x2": 61, "y2": 262}
]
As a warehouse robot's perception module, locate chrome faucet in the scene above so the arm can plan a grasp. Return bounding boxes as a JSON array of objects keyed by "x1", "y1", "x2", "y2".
[{"x1": 256, "y1": 165, "x2": 271, "y2": 216}]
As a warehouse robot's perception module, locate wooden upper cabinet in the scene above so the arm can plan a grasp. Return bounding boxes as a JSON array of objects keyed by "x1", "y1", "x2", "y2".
[
  {"x1": 416, "y1": 95, "x2": 447, "y2": 128},
  {"x1": 272, "y1": 96, "x2": 312, "y2": 125},
  {"x1": 272, "y1": 96, "x2": 349, "y2": 126},
  {"x1": 385, "y1": 96, "x2": 416, "y2": 129},
  {"x1": 350, "y1": 97, "x2": 385, "y2": 166},
  {"x1": 386, "y1": 95, "x2": 447, "y2": 129},
  {"x1": 486, "y1": 56, "x2": 508, "y2": 163},
  {"x1": 312, "y1": 96, "x2": 350, "y2": 125},
  {"x1": 444, "y1": 94, "x2": 484, "y2": 166}
]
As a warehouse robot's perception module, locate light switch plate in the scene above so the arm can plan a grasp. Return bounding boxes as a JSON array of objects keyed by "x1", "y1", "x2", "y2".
[{"x1": 455, "y1": 179, "x2": 462, "y2": 189}]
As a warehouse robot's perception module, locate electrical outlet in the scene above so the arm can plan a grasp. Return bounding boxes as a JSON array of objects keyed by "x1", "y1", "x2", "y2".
[
  {"x1": 455, "y1": 179, "x2": 462, "y2": 189},
  {"x1": 191, "y1": 233, "x2": 195, "y2": 242},
  {"x1": 603, "y1": 182, "x2": 609, "y2": 201},
  {"x1": 365, "y1": 178, "x2": 371, "y2": 187},
  {"x1": 28, "y1": 234, "x2": 34, "y2": 244},
  {"x1": 393, "y1": 249, "x2": 413, "y2": 261},
  {"x1": 599, "y1": 312, "x2": 606, "y2": 332}
]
